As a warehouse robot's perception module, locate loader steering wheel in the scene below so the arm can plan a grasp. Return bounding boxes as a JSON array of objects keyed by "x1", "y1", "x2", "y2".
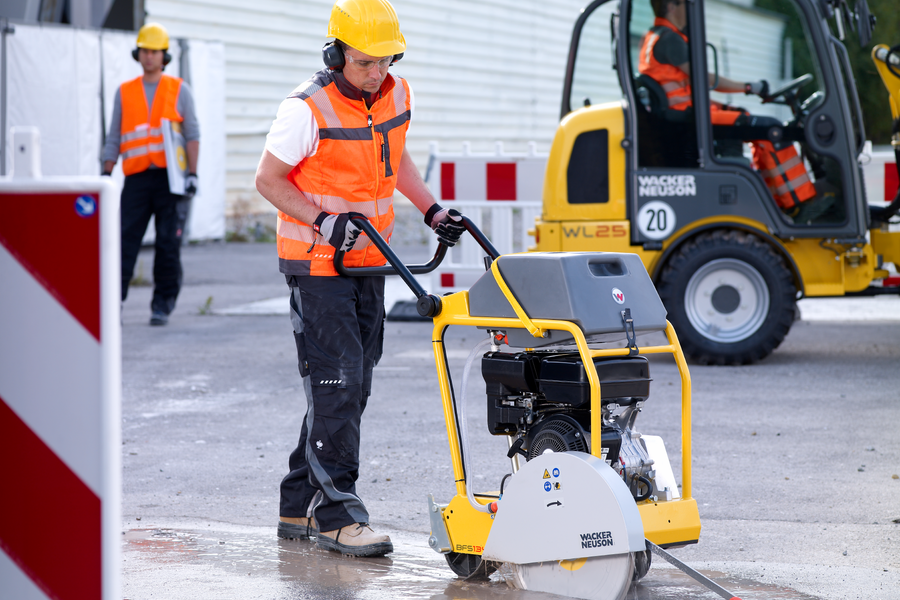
[{"x1": 762, "y1": 74, "x2": 813, "y2": 105}]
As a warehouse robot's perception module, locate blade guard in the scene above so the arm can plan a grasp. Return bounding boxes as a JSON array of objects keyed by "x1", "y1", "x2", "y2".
[{"x1": 482, "y1": 452, "x2": 645, "y2": 565}]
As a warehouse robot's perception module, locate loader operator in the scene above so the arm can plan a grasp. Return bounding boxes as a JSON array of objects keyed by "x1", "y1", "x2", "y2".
[
  {"x1": 102, "y1": 23, "x2": 200, "y2": 326},
  {"x1": 254, "y1": 0, "x2": 465, "y2": 558},
  {"x1": 640, "y1": 0, "x2": 826, "y2": 221}
]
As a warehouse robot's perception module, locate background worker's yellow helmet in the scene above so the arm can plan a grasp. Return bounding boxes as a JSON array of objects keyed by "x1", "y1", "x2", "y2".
[
  {"x1": 327, "y1": 0, "x2": 406, "y2": 57},
  {"x1": 136, "y1": 23, "x2": 170, "y2": 51}
]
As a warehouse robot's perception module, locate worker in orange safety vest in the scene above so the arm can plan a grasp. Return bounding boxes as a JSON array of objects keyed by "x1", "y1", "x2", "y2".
[
  {"x1": 639, "y1": 0, "x2": 822, "y2": 217},
  {"x1": 254, "y1": 0, "x2": 466, "y2": 558},
  {"x1": 102, "y1": 22, "x2": 200, "y2": 326}
]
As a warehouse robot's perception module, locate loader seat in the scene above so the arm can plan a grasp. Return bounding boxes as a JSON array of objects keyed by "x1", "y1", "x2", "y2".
[{"x1": 634, "y1": 74, "x2": 698, "y2": 168}]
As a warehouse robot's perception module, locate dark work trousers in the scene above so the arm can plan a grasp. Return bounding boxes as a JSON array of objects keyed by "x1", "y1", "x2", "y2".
[
  {"x1": 280, "y1": 274, "x2": 385, "y2": 533},
  {"x1": 120, "y1": 168, "x2": 191, "y2": 315}
]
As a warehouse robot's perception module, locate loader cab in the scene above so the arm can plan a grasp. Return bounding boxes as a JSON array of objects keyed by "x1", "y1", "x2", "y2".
[{"x1": 560, "y1": 0, "x2": 870, "y2": 245}]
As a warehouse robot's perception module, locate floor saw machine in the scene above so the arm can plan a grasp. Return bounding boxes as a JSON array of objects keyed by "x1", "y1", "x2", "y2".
[{"x1": 336, "y1": 216, "x2": 743, "y2": 600}]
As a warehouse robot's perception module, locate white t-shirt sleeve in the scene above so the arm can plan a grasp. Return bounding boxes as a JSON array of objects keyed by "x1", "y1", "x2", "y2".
[
  {"x1": 407, "y1": 81, "x2": 415, "y2": 136},
  {"x1": 264, "y1": 97, "x2": 319, "y2": 167}
]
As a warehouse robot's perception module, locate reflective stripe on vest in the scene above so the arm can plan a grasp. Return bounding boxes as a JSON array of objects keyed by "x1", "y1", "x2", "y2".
[
  {"x1": 276, "y1": 70, "x2": 412, "y2": 277},
  {"x1": 751, "y1": 141, "x2": 816, "y2": 209},
  {"x1": 639, "y1": 19, "x2": 692, "y2": 111},
  {"x1": 119, "y1": 75, "x2": 183, "y2": 176}
]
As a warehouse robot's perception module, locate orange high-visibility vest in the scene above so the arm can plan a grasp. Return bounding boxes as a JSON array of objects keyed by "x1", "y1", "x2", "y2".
[
  {"x1": 639, "y1": 18, "x2": 741, "y2": 125},
  {"x1": 276, "y1": 70, "x2": 411, "y2": 276},
  {"x1": 119, "y1": 75, "x2": 183, "y2": 176},
  {"x1": 752, "y1": 142, "x2": 816, "y2": 209},
  {"x1": 639, "y1": 19, "x2": 692, "y2": 111}
]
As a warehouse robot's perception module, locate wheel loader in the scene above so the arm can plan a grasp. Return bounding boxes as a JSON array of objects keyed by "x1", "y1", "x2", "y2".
[{"x1": 532, "y1": 0, "x2": 900, "y2": 364}]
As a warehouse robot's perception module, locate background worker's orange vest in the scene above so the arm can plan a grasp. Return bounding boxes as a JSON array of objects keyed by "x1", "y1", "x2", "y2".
[
  {"x1": 119, "y1": 75, "x2": 183, "y2": 176},
  {"x1": 276, "y1": 70, "x2": 412, "y2": 277}
]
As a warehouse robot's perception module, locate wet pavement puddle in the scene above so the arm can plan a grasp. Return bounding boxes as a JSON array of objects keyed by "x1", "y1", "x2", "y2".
[{"x1": 123, "y1": 524, "x2": 819, "y2": 599}]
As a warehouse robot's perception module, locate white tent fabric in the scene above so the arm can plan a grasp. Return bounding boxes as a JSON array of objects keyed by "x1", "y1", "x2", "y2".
[
  {"x1": 184, "y1": 40, "x2": 226, "y2": 241},
  {"x1": 7, "y1": 26, "x2": 102, "y2": 178},
  {"x1": 4, "y1": 23, "x2": 225, "y2": 241}
]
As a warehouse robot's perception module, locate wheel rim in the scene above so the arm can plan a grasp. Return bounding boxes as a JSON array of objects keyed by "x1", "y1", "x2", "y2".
[{"x1": 683, "y1": 258, "x2": 769, "y2": 343}]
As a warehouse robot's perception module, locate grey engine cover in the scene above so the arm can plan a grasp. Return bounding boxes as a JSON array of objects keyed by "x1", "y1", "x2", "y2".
[{"x1": 468, "y1": 252, "x2": 667, "y2": 348}]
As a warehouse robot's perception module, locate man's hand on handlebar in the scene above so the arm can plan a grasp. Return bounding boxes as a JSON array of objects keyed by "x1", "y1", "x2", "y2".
[
  {"x1": 424, "y1": 204, "x2": 466, "y2": 247},
  {"x1": 313, "y1": 211, "x2": 363, "y2": 252}
]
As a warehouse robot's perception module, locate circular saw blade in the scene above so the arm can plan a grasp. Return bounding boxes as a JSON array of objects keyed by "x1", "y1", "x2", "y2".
[{"x1": 511, "y1": 553, "x2": 634, "y2": 600}]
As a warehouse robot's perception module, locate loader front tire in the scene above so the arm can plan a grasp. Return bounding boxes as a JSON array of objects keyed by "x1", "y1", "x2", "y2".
[{"x1": 657, "y1": 229, "x2": 796, "y2": 365}]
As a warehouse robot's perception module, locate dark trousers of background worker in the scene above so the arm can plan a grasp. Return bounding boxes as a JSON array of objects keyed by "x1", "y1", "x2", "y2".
[
  {"x1": 280, "y1": 274, "x2": 385, "y2": 533},
  {"x1": 120, "y1": 168, "x2": 191, "y2": 315}
]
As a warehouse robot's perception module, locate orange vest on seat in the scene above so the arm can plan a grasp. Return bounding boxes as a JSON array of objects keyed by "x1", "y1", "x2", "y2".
[
  {"x1": 277, "y1": 70, "x2": 411, "y2": 277},
  {"x1": 119, "y1": 75, "x2": 183, "y2": 176},
  {"x1": 752, "y1": 142, "x2": 816, "y2": 209}
]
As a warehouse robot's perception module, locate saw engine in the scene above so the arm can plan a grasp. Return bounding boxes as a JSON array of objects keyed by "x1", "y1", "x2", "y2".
[{"x1": 483, "y1": 350, "x2": 674, "y2": 504}]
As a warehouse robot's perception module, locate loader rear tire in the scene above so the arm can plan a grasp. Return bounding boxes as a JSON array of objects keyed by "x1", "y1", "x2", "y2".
[{"x1": 657, "y1": 229, "x2": 796, "y2": 365}]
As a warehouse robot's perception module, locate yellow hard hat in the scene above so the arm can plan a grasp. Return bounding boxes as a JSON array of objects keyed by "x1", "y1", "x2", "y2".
[
  {"x1": 327, "y1": 0, "x2": 406, "y2": 57},
  {"x1": 136, "y1": 23, "x2": 170, "y2": 51}
]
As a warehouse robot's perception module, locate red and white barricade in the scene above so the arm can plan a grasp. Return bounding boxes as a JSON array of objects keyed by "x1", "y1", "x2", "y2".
[
  {"x1": 0, "y1": 128, "x2": 121, "y2": 600},
  {"x1": 860, "y1": 142, "x2": 899, "y2": 205},
  {"x1": 425, "y1": 141, "x2": 547, "y2": 293}
]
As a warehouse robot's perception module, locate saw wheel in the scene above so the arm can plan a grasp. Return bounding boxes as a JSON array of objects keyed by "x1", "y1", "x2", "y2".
[{"x1": 511, "y1": 553, "x2": 634, "y2": 600}]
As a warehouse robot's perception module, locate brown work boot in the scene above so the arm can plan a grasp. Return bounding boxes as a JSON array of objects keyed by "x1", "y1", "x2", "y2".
[
  {"x1": 316, "y1": 523, "x2": 393, "y2": 557},
  {"x1": 278, "y1": 516, "x2": 318, "y2": 540}
]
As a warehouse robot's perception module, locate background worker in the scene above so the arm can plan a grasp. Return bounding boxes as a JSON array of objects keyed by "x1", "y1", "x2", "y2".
[
  {"x1": 102, "y1": 22, "x2": 200, "y2": 326},
  {"x1": 640, "y1": 0, "x2": 825, "y2": 220},
  {"x1": 254, "y1": 0, "x2": 465, "y2": 558}
]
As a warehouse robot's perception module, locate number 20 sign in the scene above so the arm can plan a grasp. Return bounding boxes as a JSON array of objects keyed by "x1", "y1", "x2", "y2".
[{"x1": 637, "y1": 200, "x2": 677, "y2": 241}]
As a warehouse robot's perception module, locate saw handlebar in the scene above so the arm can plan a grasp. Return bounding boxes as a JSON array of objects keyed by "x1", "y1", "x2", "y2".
[{"x1": 333, "y1": 213, "x2": 500, "y2": 318}]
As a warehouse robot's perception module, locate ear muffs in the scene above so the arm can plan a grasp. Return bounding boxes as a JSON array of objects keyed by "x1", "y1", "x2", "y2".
[
  {"x1": 132, "y1": 48, "x2": 173, "y2": 65},
  {"x1": 391, "y1": 52, "x2": 403, "y2": 65},
  {"x1": 322, "y1": 41, "x2": 344, "y2": 70}
]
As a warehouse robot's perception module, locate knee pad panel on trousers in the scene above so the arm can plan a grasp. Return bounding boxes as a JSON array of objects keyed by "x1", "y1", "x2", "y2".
[{"x1": 307, "y1": 385, "x2": 363, "y2": 464}]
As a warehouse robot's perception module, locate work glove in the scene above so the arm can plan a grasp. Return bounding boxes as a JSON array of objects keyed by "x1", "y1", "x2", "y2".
[
  {"x1": 744, "y1": 80, "x2": 769, "y2": 98},
  {"x1": 312, "y1": 211, "x2": 363, "y2": 252},
  {"x1": 424, "y1": 204, "x2": 466, "y2": 247},
  {"x1": 184, "y1": 173, "x2": 198, "y2": 198}
]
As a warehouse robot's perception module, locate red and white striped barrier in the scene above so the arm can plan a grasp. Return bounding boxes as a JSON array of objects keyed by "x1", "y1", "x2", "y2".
[
  {"x1": 425, "y1": 141, "x2": 547, "y2": 293},
  {"x1": 0, "y1": 128, "x2": 121, "y2": 600},
  {"x1": 859, "y1": 144, "x2": 898, "y2": 204}
]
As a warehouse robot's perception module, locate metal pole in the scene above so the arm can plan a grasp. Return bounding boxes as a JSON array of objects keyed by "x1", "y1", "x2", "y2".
[
  {"x1": 1, "y1": 19, "x2": 12, "y2": 176},
  {"x1": 647, "y1": 540, "x2": 743, "y2": 600}
]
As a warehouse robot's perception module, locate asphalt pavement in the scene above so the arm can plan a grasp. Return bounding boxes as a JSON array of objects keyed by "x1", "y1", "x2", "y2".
[{"x1": 120, "y1": 240, "x2": 900, "y2": 600}]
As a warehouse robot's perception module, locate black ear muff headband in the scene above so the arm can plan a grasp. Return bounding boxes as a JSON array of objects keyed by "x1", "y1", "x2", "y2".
[
  {"x1": 322, "y1": 41, "x2": 403, "y2": 70},
  {"x1": 132, "y1": 48, "x2": 173, "y2": 65}
]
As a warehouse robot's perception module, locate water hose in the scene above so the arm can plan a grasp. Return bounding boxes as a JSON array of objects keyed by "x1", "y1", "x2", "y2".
[{"x1": 457, "y1": 336, "x2": 494, "y2": 513}]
